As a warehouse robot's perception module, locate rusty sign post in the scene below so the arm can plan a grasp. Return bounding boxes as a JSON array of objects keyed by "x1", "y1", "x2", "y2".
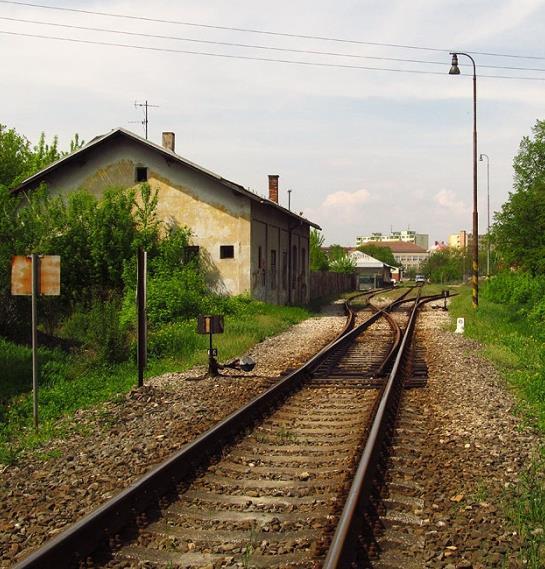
[
  {"x1": 197, "y1": 315, "x2": 224, "y2": 376},
  {"x1": 11, "y1": 255, "x2": 61, "y2": 431}
]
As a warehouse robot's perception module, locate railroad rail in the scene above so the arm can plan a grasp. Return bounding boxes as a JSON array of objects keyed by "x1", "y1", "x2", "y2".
[{"x1": 15, "y1": 287, "x2": 440, "y2": 569}]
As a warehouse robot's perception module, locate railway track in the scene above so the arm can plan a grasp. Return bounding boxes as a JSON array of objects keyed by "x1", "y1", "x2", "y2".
[{"x1": 16, "y1": 287, "x2": 444, "y2": 569}]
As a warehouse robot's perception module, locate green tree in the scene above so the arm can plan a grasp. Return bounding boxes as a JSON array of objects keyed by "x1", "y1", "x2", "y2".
[
  {"x1": 327, "y1": 244, "x2": 356, "y2": 274},
  {"x1": 309, "y1": 229, "x2": 329, "y2": 271},
  {"x1": 357, "y1": 244, "x2": 399, "y2": 267},
  {"x1": 0, "y1": 125, "x2": 83, "y2": 189},
  {"x1": 0, "y1": 124, "x2": 31, "y2": 188},
  {"x1": 419, "y1": 248, "x2": 464, "y2": 283},
  {"x1": 491, "y1": 119, "x2": 545, "y2": 275},
  {"x1": 492, "y1": 181, "x2": 545, "y2": 275},
  {"x1": 513, "y1": 119, "x2": 545, "y2": 193}
]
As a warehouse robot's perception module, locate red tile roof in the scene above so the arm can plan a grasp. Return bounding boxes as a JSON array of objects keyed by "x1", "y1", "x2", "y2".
[{"x1": 378, "y1": 241, "x2": 428, "y2": 253}]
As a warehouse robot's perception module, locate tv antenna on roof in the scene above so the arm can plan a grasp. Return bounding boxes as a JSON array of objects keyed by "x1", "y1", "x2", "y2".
[{"x1": 131, "y1": 100, "x2": 159, "y2": 140}]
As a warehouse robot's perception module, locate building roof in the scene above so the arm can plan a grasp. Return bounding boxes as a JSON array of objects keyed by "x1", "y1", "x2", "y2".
[
  {"x1": 12, "y1": 127, "x2": 320, "y2": 229},
  {"x1": 349, "y1": 250, "x2": 396, "y2": 269},
  {"x1": 378, "y1": 241, "x2": 428, "y2": 254}
]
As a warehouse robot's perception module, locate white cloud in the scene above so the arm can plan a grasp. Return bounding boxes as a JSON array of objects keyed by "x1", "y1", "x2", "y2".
[
  {"x1": 434, "y1": 189, "x2": 468, "y2": 215},
  {"x1": 323, "y1": 189, "x2": 370, "y2": 207}
]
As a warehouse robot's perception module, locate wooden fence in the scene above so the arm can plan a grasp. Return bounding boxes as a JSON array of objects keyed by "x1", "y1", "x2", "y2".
[{"x1": 310, "y1": 271, "x2": 356, "y2": 300}]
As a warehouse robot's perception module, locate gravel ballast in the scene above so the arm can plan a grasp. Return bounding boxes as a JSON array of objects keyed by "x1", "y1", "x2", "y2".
[
  {"x1": 1, "y1": 303, "x2": 542, "y2": 568},
  {"x1": 0, "y1": 307, "x2": 346, "y2": 567},
  {"x1": 412, "y1": 306, "x2": 541, "y2": 568}
]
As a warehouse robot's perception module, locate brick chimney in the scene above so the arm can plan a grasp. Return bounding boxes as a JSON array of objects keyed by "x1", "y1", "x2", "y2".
[
  {"x1": 162, "y1": 132, "x2": 175, "y2": 152},
  {"x1": 268, "y1": 174, "x2": 279, "y2": 203}
]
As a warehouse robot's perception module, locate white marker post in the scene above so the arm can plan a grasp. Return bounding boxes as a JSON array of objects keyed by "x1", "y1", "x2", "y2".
[{"x1": 455, "y1": 317, "x2": 465, "y2": 334}]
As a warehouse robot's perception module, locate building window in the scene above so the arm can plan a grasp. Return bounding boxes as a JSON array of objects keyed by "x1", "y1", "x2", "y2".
[
  {"x1": 258, "y1": 246, "x2": 263, "y2": 269},
  {"x1": 182, "y1": 246, "x2": 200, "y2": 264},
  {"x1": 301, "y1": 248, "x2": 306, "y2": 272},
  {"x1": 282, "y1": 251, "x2": 288, "y2": 290},
  {"x1": 135, "y1": 166, "x2": 148, "y2": 182},
  {"x1": 220, "y1": 245, "x2": 234, "y2": 259},
  {"x1": 271, "y1": 249, "x2": 277, "y2": 290}
]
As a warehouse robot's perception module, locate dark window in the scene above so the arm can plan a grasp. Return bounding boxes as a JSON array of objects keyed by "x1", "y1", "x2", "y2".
[
  {"x1": 182, "y1": 246, "x2": 200, "y2": 264},
  {"x1": 301, "y1": 248, "x2": 306, "y2": 272},
  {"x1": 220, "y1": 245, "x2": 234, "y2": 259},
  {"x1": 135, "y1": 166, "x2": 148, "y2": 182},
  {"x1": 282, "y1": 251, "x2": 288, "y2": 290},
  {"x1": 270, "y1": 249, "x2": 277, "y2": 290},
  {"x1": 258, "y1": 246, "x2": 263, "y2": 269}
]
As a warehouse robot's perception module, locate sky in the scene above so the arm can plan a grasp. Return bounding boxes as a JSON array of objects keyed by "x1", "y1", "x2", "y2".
[{"x1": 1, "y1": 0, "x2": 545, "y2": 245}]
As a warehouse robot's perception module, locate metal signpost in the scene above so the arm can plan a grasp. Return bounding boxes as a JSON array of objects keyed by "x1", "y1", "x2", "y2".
[
  {"x1": 197, "y1": 315, "x2": 224, "y2": 376},
  {"x1": 136, "y1": 248, "x2": 148, "y2": 388},
  {"x1": 11, "y1": 254, "x2": 61, "y2": 430}
]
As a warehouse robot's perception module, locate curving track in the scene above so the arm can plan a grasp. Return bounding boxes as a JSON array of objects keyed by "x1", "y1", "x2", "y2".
[{"x1": 15, "y1": 286, "x2": 440, "y2": 569}]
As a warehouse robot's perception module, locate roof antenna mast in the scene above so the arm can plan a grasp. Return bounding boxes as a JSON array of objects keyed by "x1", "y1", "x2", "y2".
[{"x1": 133, "y1": 100, "x2": 159, "y2": 140}]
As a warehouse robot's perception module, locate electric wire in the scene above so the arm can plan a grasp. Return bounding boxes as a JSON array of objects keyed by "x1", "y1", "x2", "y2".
[
  {"x1": 2, "y1": 15, "x2": 545, "y2": 73},
  {"x1": 1, "y1": 29, "x2": 545, "y2": 81},
  {"x1": 1, "y1": 0, "x2": 544, "y2": 62}
]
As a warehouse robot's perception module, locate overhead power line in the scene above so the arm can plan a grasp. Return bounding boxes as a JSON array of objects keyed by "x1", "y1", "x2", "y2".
[
  {"x1": 2, "y1": 15, "x2": 545, "y2": 74},
  {"x1": 1, "y1": 29, "x2": 545, "y2": 81},
  {"x1": 1, "y1": 0, "x2": 545, "y2": 62}
]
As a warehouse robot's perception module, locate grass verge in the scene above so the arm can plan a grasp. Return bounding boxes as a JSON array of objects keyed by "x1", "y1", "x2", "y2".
[
  {"x1": 449, "y1": 286, "x2": 545, "y2": 567},
  {"x1": 0, "y1": 303, "x2": 312, "y2": 465}
]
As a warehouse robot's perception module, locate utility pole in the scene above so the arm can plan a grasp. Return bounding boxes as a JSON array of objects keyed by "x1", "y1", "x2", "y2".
[
  {"x1": 287, "y1": 189, "x2": 292, "y2": 211},
  {"x1": 134, "y1": 100, "x2": 159, "y2": 139}
]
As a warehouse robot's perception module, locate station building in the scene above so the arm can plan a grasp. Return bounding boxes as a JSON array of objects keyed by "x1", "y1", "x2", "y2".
[{"x1": 13, "y1": 128, "x2": 319, "y2": 305}]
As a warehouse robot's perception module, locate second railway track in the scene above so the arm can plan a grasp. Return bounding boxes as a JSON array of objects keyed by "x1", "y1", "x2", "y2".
[{"x1": 16, "y1": 286, "x2": 444, "y2": 569}]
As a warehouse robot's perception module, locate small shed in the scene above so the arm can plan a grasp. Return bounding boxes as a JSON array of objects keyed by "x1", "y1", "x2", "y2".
[{"x1": 349, "y1": 251, "x2": 394, "y2": 290}]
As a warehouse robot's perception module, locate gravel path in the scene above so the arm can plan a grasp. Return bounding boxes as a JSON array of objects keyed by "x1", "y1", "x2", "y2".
[
  {"x1": 0, "y1": 306, "x2": 346, "y2": 567},
  {"x1": 413, "y1": 306, "x2": 541, "y2": 568}
]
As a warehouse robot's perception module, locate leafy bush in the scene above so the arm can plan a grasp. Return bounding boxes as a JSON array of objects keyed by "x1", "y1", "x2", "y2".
[
  {"x1": 483, "y1": 271, "x2": 545, "y2": 333},
  {"x1": 61, "y1": 297, "x2": 129, "y2": 363}
]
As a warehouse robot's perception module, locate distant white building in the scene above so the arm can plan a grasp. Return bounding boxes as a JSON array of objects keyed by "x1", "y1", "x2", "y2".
[
  {"x1": 356, "y1": 229, "x2": 429, "y2": 250},
  {"x1": 349, "y1": 250, "x2": 395, "y2": 290}
]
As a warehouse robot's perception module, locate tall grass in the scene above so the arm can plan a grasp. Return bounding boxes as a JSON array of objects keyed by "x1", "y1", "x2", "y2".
[{"x1": 0, "y1": 303, "x2": 311, "y2": 464}]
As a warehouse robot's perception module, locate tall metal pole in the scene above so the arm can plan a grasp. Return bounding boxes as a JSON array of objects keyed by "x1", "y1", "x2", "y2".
[
  {"x1": 288, "y1": 189, "x2": 292, "y2": 211},
  {"x1": 480, "y1": 153, "x2": 490, "y2": 277},
  {"x1": 136, "y1": 247, "x2": 147, "y2": 388},
  {"x1": 31, "y1": 253, "x2": 40, "y2": 430},
  {"x1": 450, "y1": 52, "x2": 479, "y2": 308},
  {"x1": 472, "y1": 62, "x2": 479, "y2": 308}
]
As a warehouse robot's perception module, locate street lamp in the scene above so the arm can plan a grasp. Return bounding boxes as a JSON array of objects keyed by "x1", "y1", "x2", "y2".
[
  {"x1": 449, "y1": 52, "x2": 479, "y2": 308},
  {"x1": 479, "y1": 153, "x2": 490, "y2": 277}
]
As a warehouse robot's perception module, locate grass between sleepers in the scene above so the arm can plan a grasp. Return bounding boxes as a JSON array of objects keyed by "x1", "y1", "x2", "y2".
[
  {"x1": 449, "y1": 286, "x2": 545, "y2": 567},
  {"x1": 0, "y1": 302, "x2": 313, "y2": 465}
]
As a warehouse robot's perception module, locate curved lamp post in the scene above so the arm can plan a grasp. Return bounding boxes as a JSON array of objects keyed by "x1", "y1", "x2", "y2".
[
  {"x1": 479, "y1": 153, "x2": 490, "y2": 277},
  {"x1": 449, "y1": 52, "x2": 479, "y2": 308}
]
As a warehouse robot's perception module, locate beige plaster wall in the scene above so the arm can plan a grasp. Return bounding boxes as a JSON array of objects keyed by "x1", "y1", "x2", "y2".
[{"x1": 34, "y1": 136, "x2": 252, "y2": 295}]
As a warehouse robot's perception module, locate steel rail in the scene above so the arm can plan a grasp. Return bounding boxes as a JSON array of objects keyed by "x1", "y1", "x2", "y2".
[
  {"x1": 13, "y1": 292, "x2": 393, "y2": 569},
  {"x1": 323, "y1": 291, "x2": 447, "y2": 568}
]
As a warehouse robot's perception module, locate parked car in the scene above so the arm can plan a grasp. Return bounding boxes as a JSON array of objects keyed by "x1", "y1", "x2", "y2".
[{"x1": 415, "y1": 274, "x2": 426, "y2": 284}]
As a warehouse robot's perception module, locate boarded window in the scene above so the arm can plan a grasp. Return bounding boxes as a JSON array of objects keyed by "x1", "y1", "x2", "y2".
[
  {"x1": 270, "y1": 249, "x2": 277, "y2": 290},
  {"x1": 135, "y1": 166, "x2": 148, "y2": 182},
  {"x1": 220, "y1": 245, "x2": 234, "y2": 259},
  {"x1": 282, "y1": 251, "x2": 288, "y2": 290}
]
